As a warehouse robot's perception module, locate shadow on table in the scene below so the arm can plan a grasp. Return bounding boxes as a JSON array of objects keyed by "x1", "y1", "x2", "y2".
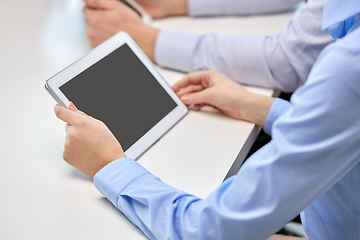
[
  {"x1": 68, "y1": 168, "x2": 93, "y2": 181},
  {"x1": 98, "y1": 196, "x2": 148, "y2": 237}
]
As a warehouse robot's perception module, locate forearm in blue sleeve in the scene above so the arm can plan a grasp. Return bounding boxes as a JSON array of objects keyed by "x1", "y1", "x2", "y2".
[
  {"x1": 94, "y1": 158, "x2": 150, "y2": 207},
  {"x1": 94, "y1": 157, "x2": 289, "y2": 240}
]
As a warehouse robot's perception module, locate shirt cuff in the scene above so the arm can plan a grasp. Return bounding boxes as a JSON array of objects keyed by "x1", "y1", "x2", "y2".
[
  {"x1": 263, "y1": 98, "x2": 291, "y2": 136},
  {"x1": 93, "y1": 157, "x2": 150, "y2": 207},
  {"x1": 188, "y1": 0, "x2": 224, "y2": 16},
  {"x1": 155, "y1": 29, "x2": 200, "y2": 73}
]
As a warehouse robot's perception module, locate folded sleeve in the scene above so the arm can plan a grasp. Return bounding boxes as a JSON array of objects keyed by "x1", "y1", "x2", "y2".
[
  {"x1": 93, "y1": 157, "x2": 150, "y2": 207},
  {"x1": 263, "y1": 98, "x2": 291, "y2": 136}
]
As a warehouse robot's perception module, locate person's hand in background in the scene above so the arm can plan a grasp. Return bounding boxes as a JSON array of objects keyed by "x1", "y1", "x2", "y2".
[
  {"x1": 83, "y1": 0, "x2": 160, "y2": 61},
  {"x1": 134, "y1": 0, "x2": 188, "y2": 19},
  {"x1": 173, "y1": 71, "x2": 275, "y2": 127},
  {"x1": 54, "y1": 102, "x2": 126, "y2": 178}
]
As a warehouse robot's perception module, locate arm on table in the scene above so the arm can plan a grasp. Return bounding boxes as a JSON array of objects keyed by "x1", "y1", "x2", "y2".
[
  {"x1": 156, "y1": 0, "x2": 334, "y2": 92},
  {"x1": 83, "y1": 0, "x2": 332, "y2": 92}
]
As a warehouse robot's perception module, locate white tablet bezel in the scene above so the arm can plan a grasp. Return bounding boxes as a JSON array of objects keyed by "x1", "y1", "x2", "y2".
[{"x1": 45, "y1": 31, "x2": 188, "y2": 160}]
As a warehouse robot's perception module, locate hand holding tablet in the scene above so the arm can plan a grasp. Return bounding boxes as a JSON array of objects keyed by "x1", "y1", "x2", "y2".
[
  {"x1": 54, "y1": 102, "x2": 126, "y2": 177},
  {"x1": 46, "y1": 32, "x2": 188, "y2": 162}
]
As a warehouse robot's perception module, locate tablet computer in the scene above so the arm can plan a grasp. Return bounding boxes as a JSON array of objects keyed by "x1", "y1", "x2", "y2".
[{"x1": 45, "y1": 31, "x2": 188, "y2": 160}]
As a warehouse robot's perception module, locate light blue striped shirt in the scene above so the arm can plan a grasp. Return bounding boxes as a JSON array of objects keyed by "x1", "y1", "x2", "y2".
[{"x1": 94, "y1": 1, "x2": 360, "y2": 239}]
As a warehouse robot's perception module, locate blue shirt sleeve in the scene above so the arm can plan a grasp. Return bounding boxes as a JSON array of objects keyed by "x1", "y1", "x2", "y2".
[
  {"x1": 94, "y1": 158, "x2": 199, "y2": 239},
  {"x1": 263, "y1": 98, "x2": 291, "y2": 136},
  {"x1": 93, "y1": 158, "x2": 150, "y2": 207}
]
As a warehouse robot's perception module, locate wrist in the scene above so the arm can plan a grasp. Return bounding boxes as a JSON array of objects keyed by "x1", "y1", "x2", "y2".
[
  {"x1": 242, "y1": 93, "x2": 274, "y2": 128},
  {"x1": 130, "y1": 24, "x2": 160, "y2": 62}
]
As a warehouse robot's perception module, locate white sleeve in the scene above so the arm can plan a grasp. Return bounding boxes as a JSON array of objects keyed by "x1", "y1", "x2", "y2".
[{"x1": 188, "y1": 0, "x2": 304, "y2": 16}]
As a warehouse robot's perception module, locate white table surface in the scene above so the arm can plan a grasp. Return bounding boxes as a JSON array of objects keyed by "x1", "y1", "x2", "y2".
[{"x1": 0, "y1": 1, "x2": 293, "y2": 239}]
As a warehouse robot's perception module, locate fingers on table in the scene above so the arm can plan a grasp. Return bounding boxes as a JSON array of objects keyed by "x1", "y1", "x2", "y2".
[{"x1": 172, "y1": 71, "x2": 211, "y2": 92}]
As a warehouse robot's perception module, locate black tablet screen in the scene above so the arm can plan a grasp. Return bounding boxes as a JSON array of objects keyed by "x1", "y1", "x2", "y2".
[{"x1": 60, "y1": 44, "x2": 177, "y2": 151}]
